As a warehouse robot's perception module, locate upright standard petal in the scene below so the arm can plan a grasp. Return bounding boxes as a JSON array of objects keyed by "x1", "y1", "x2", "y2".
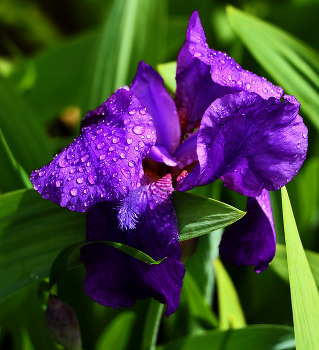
[
  {"x1": 131, "y1": 61, "x2": 181, "y2": 154},
  {"x1": 219, "y1": 189, "x2": 276, "y2": 272},
  {"x1": 177, "y1": 91, "x2": 308, "y2": 197},
  {"x1": 80, "y1": 174, "x2": 185, "y2": 316},
  {"x1": 175, "y1": 17, "x2": 235, "y2": 136},
  {"x1": 185, "y1": 11, "x2": 283, "y2": 99},
  {"x1": 31, "y1": 89, "x2": 156, "y2": 212}
]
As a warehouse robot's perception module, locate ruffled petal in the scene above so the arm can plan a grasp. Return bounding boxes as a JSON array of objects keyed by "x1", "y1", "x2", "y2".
[
  {"x1": 186, "y1": 11, "x2": 284, "y2": 99},
  {"x1": 80, "y1": 174, "x2": 185, "y2": 316},
  {"x1": 175, "y1": 20, "x2": 235, "y2": 136},
  {"x1": 131, "y1": 61, "x2": 181, "y2": 154},
  {"x1": 31, "y1": 89, "x2": 156, "y2": 212},
  {"x1": 219, "y1": 189, "x2": 276, "y2": 272},
  {"x1": 177, "y1": 91, "x2": 308, "y2": 196}
]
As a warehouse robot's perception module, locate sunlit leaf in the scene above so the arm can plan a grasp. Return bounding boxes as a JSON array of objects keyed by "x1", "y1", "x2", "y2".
[
  {"x1": 157, "y1": 61, "x2": 177, "y2": 93},
  {"x1": 281, "y1": 186, "x2": 319, "y2": 349},
  {"x1": 156, "y1": 325, "x2": 295, "y2": 350},
  {"x1": 94, "y1": 311, "x2": 136, "y2": 350},
  {"x1": 174, "y1": 192, "x2": 245, "y2": 241},
  {"x1": 226, "y1": 6, "x2": 319, "y2": 130}
]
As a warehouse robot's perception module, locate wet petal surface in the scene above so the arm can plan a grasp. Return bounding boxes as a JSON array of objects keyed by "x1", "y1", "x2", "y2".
[
  {"x1": 31, "y1": 89, "x2": 156, "y2": 212},
  {"x1": 186, "y1": 11, "x2": 283, "y2": 99},
  {"x1": 81, "y1": 174, "x2": 185, "y2": 316},
  {"x1": 177, "y1": 92, "x2": 308, "y2": 197}
]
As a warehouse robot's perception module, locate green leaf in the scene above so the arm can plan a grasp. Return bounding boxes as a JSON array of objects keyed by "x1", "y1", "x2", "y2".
[
  {"x1": 141, "y1": 299, "x2": 164, "y2": 350},
  {"x1": 156, "y1": 325, "x2": 295, "y2": 350},
  {"x1": 281, "y1": 186, "x2": 319, "y2": 349},
  {"x1": 0, "y1": 189, "x2": 85, "y2": 301},
  {"x1": 182, "y1": 271, "x2": 218, "y2": 328},
  {"x1": 213, "y1": 258, "x2": 246, "y2": 330},
  {"x1": 272, "y1": 244, "x2": 319, "y2": 289},
  {"x1": 94, "y1": 311, "x2": 136, "y2": 350},
  {"x1": 173, "y1": 192, "x2": 245, "y2": 241},
  {"x1": 157, "y1": 61, "x2": 177, "y2": 93},
  {"x1": 49, "y1": 241, "x2": 166, "y2": 287},
  {"x1": 89, "y1": 0, "x2": 167, "y2": 109},
  {"x1": 226, "y1": 6, "x2": 319, "y2": 131},
  {"x1": 0, "y1": 76, "x2": 54, "y2": 172},
  {"x1": 0, "y1": 128, "x2": 32, "y2": 192}
]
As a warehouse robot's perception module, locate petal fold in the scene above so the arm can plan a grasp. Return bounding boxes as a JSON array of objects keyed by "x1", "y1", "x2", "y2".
[
  {"x1": 131, "y1": 61, "x2": 181, "y2": 154},
  {"x1": 177, "y1": 91, "x2": 308, "y2": 197},
  {"x1": 219, "y1": 189, "x2": 276, "y2": 272},
  {"x1": 80, "y1": 174, "x2": 185, "y2": 316},
  {"x1": 31, "y1": 89, "x2": 156, "y2": 212}
]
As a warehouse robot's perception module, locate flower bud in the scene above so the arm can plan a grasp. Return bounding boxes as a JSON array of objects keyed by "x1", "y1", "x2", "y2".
[{"x1": 45, "y1": 293, "x2": 82, "y2": 350}]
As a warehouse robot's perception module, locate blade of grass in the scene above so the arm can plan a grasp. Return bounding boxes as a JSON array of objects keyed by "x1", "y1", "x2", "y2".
[{"x1": 281, "y1": 186, "x2": 319, "y2": 349}]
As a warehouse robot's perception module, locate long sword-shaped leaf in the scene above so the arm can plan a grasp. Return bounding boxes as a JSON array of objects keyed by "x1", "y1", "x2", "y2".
[
  {"x1": 214, "y1": 258, "x2": 246, "y2": 330},
  {"x1": 156, "y1": 325, "x2": 295, "y2": 350},
  {"x1": 226, "y1": 6, "x2": 319, "y2": 130},
  {"x1": 281, "y1": 186, "x2": 319, "y2": 350}
]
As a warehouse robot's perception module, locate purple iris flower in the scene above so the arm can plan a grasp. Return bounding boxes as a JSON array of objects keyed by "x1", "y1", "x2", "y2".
[{"x1": 31, "y1": 11, "x2": 307, "y2": 315}]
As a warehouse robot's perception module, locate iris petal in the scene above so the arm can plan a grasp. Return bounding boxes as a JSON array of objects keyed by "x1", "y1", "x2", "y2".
[
  {"x1": 31, "y1": 89, "x2": 156, "y2": 212},
  {"x1": 186, "y1": 11, "x2": 283, "y2": 99},
  {"x1": 177, "y1": 91, "x2": 307, "y2": 197},
  {"x1": 81, "y1": 174, "x2": 185, "y2": 316},
  {"x1": 131, "y1": 61, "x2": 181, "y2": 154},
  {"x1": 219, "y1": 189, "x2": 276, "y2": 272}
]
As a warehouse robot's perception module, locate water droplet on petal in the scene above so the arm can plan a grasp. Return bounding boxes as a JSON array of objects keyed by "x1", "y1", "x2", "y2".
[
  {"x1": 70, "y1": 188, "x2": 78, "y2": 196},
  {"x1": 121, "y1": 167, "x2": 131, "y2": 179},
  {"x1": 303, "y1": 133, "x2": 307, "y2": 139},
  {"x1": 67, "y1": 204, "x2": 76, "y2": 211},
  {"x1": 132, "y1": 125, "x2": 145, "y2": 135},
  {"x1": 127, "y1": 138, "x2": 133, "y2": 144},
  {"x1": 149, "y1": 200, "x2": 156, "y2": 210},
  {"x1": 99, "y1": 154, "x2": 106, "y2": 160},
  {"x1": 112, "y1": 137, "x2": 120, "y2": 144},
  {"x1": 163, "y1": 213, "x2": 171, "y2": 222},
  {"x1": 81, "y1": 154, "x2": 89, "y2": 163},
  {"x1": 76, "y1": 177, "x2": 84, "y2": 184},
  {"x1": 59, "y1": 160, "x2": 68, "y2": 168},
  {"x1": 129, "y1": 109, "x2": 136, "y2": 115},
  {"x1": 88, "y1": 173, "x2": 98, "y2": 185},
  {"x1": 97, "y1": 143, "x2": 105, "y2": 150},
  {"x1": 139, "y1": 108, "x2": 147, "y2": 115}
]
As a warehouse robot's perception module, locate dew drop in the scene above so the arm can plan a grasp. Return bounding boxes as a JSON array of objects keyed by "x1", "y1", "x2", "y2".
[
  {"x1": 76, "y1": 177, "x2": 84, "y2": 184},
  {"x1": 164, "y1": 222, "x2": 171, "y2": 228},
  {"x1": 70, "y1": 188, "x2": 78, "y2": 196},
  {"x1": 127, "y1": 138, "x2": 133, "y2": 144},
  {"x1": 39, "y1": 170, "x2": 45, "y2": 177},
  {"x1": 163, "y1": 213, "x2": 171, "y2": 222},
  {"x1": 121, "y1": 167, "x2": 131, "y2": 179},
  {"x1": 88, "y1": 173, "x2": 98, "y2": 185},
  {"x1": 124, "y1": 118, "x2": 131, "y2": 125},
  {"x1": 139, "y1": 108, "x2": 147, "y2": 115},
  {"x1": 129, "y1": 109, "x2": 136, "y2": 115},
  {"x1": 302, "y1": 133, "x2": 307, "y2": 139},
  {"x1": 128, "y1": 161, "x2": 134, "y2": 168},
  {"x1": 133, "y1": 125, "x2": 145, "y2": 135},
  {"x1": 67, "y1": 204, "x2": 76, "y2": 211},
  {"x1": 81, "y1": 154, "x2": 89, "y2": 163},
  {"x1": 109, "y1": 146, "x2": 115, "y2": 152},
  {"x1": 56, "y1": 180, "x2": 61, "y2": 187},
  {"x1": 112, "y1": 137, "x2": 120, "y2": 144},
  {"x1": 120, "y1": 153, "x2": 126, "y2": 159},
  {"x1": 59, "y1": 160, "x2": 68, "y2": 168},
  {"x1": 100, "y1": 154, "x2": 106, "y2": 160},
  {"x1": 97, "y1": 142, "x2": 105, "y2": 150}
]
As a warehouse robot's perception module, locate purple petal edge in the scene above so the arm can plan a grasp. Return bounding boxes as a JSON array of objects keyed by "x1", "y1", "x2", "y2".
[
  {"x1": 219, "y1": 189, "x2": 276, "y2": 272},
  {"x1": 30, "y1": 89, "x2": 156, "y2": 212}
]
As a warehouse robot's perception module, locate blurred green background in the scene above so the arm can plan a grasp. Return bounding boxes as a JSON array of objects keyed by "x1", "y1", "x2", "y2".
[{"x1": 0, "y1": 0, "x2": 318, "y2": 349}]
